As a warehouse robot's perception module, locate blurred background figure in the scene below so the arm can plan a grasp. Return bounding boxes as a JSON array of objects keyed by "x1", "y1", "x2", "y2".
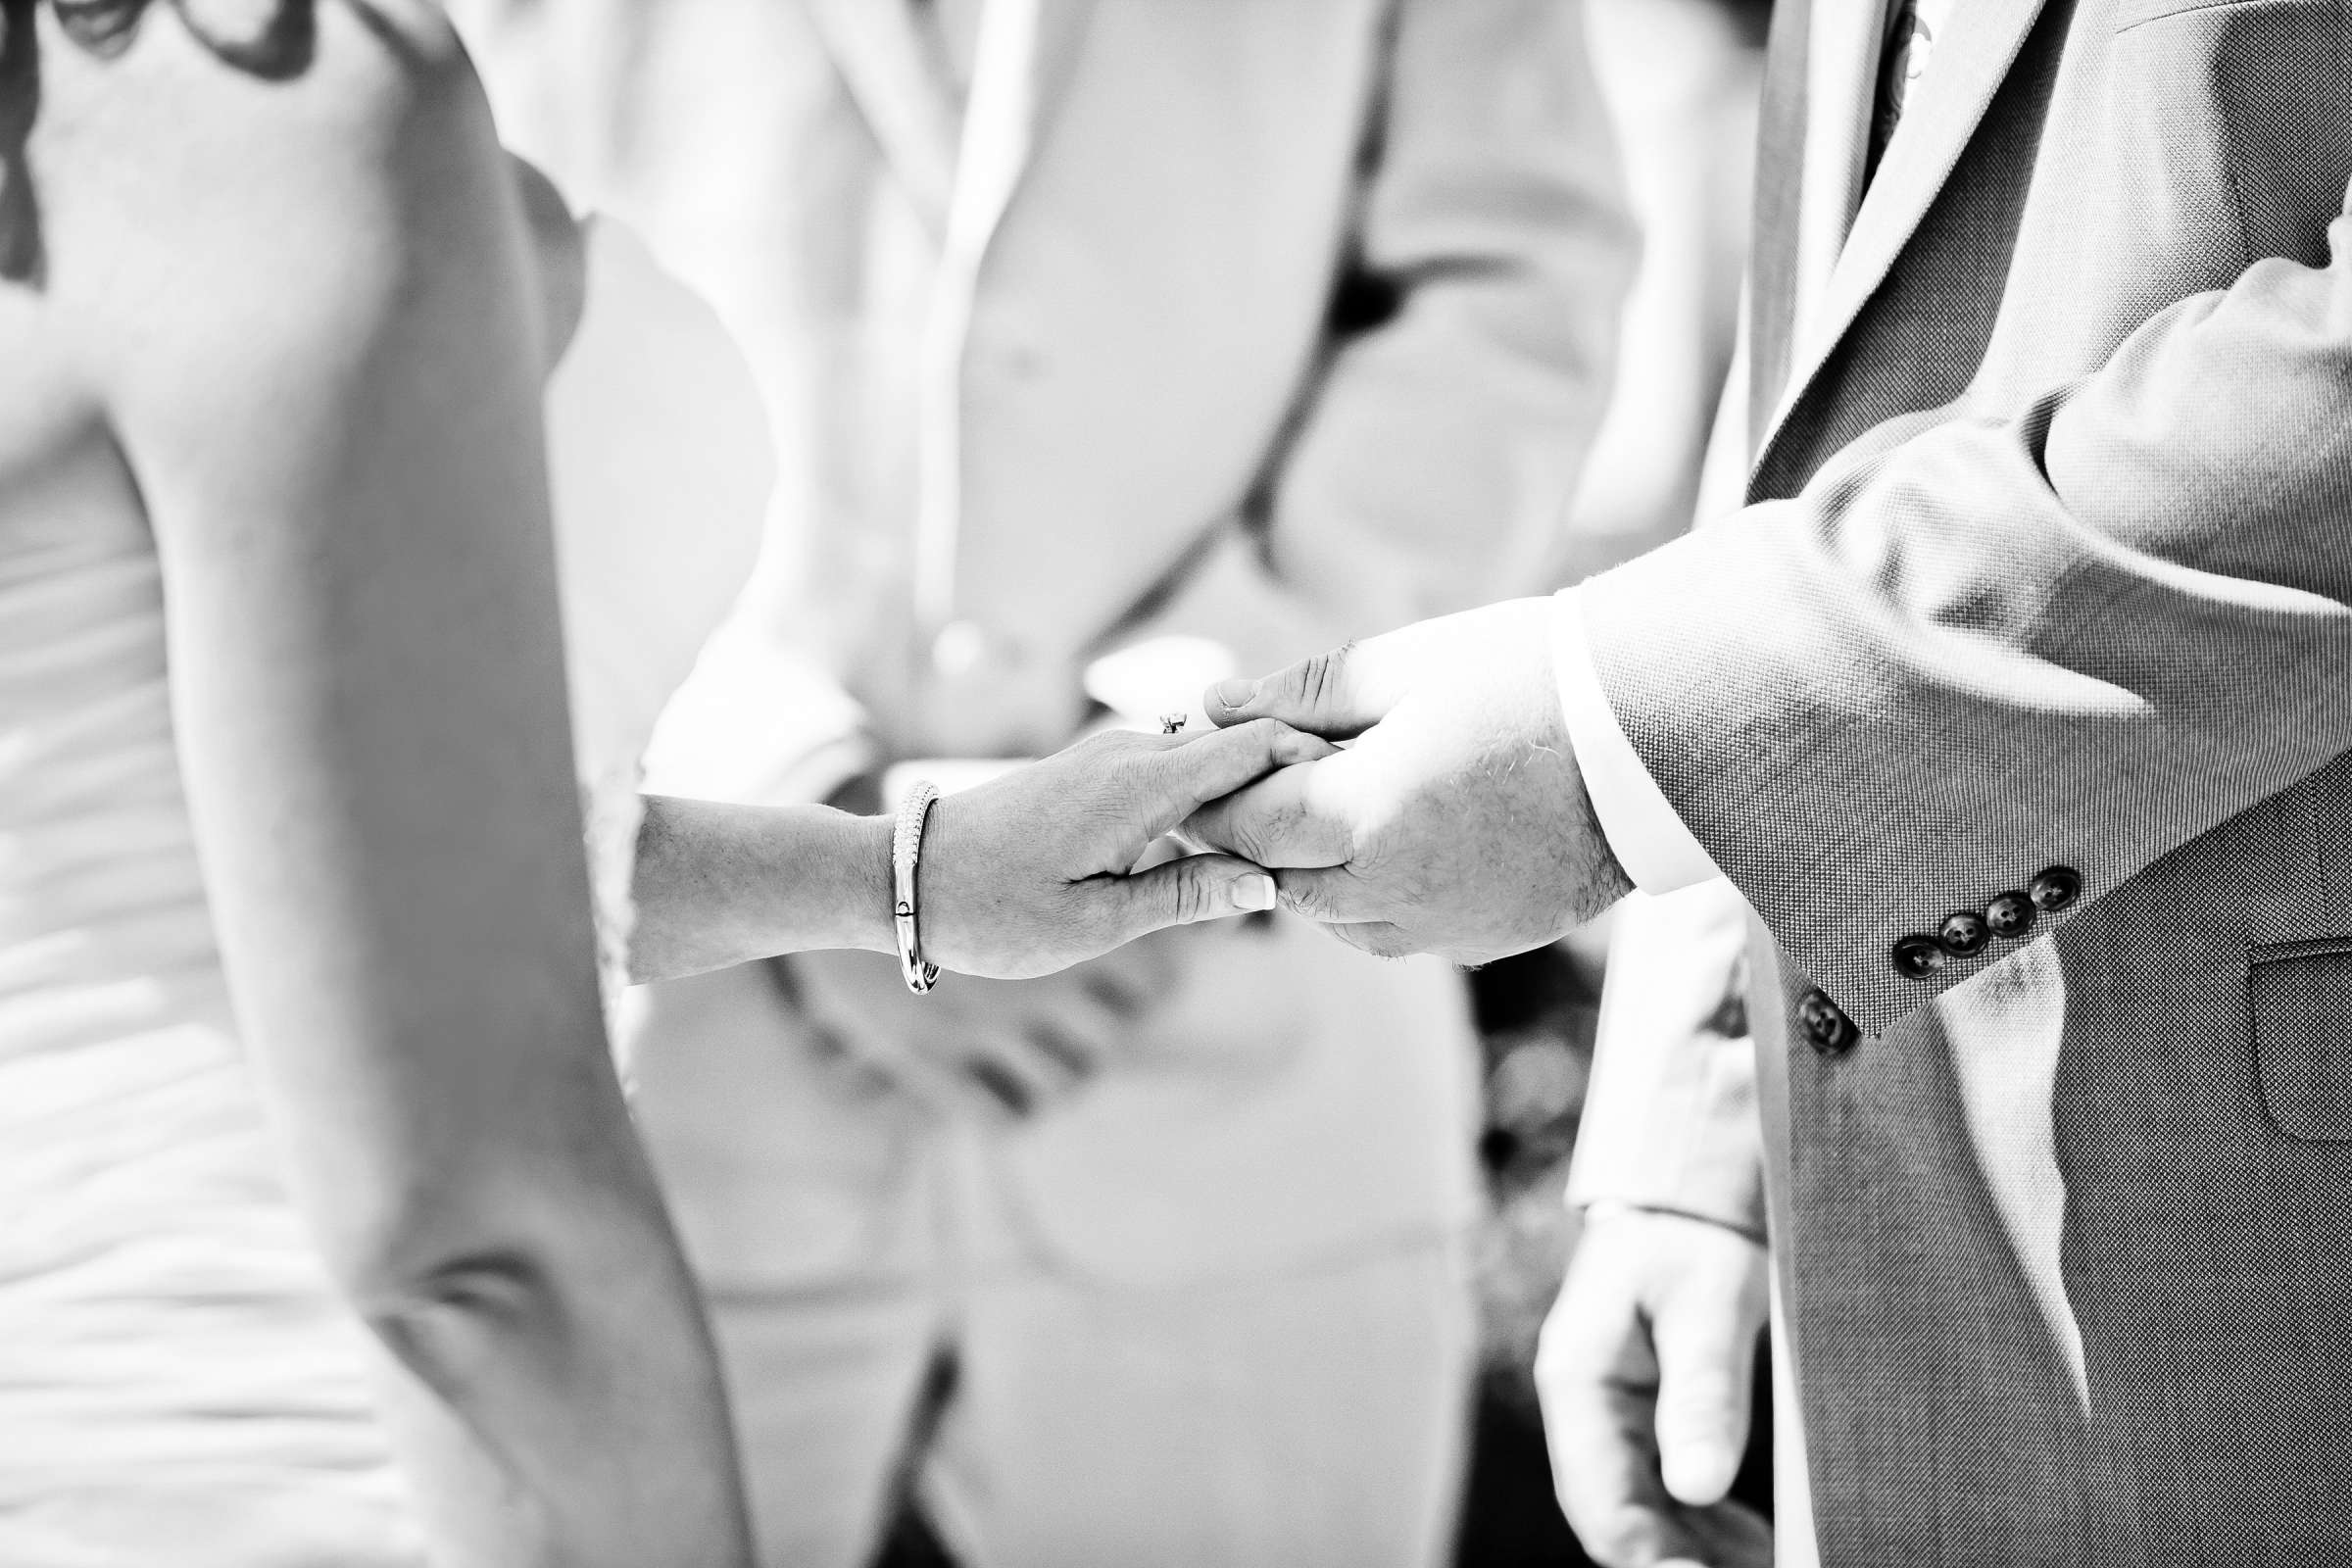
[
  {"x1": 1448, "y1": 1, "x2": 1775, "y2": 1564},
  {"x1": 449, "y1": 3, "x2": 1630, "y2": 1566},
  {"x1": 1549, "y1": 0, "x2": 1773, "y2": 579}
]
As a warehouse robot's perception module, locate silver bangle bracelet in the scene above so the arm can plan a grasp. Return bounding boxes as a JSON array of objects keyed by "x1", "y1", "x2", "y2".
[{"x1": 891, "y1": 781, "x2": 942, "y2": 995}]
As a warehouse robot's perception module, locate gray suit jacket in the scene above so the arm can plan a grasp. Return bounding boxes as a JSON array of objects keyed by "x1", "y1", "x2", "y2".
[{"x1": 1582, "y1": 0, "x2": 2352, "y2": 1560}]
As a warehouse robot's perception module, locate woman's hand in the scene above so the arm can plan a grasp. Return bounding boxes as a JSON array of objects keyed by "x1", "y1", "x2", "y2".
[
  {"x1": 915, "y1": 718, "x2": 1334, "y2": 978},
  {"x1": 628, "y1": 720, "x2": 1332, "y2": 986}
]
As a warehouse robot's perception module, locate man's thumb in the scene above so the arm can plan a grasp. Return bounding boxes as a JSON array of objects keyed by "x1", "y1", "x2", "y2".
[{"x1": 1206, "y1": 644, "x2": 1388, "y2": 739}]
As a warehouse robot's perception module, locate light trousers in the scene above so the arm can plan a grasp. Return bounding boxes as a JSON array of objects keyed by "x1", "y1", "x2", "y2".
[
  {"x1": 623, "y1": 966, "x2": 1478, "y2": 1568},
  {"x1": 710, "y1": 1220, "x2": 1473, "y2": 1568}
]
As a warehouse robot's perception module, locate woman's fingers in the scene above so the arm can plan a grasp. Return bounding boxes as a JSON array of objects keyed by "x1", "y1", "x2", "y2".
[
  {"x1": 924, "y1": 720, "x2": 1334, "y2": 976},
  {"x1": 1129, "y1": 718, "x2": 1338, "y2": 842}
]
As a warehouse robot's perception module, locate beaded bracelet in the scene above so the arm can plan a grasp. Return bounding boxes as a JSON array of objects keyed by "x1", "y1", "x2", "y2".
[{"x1": 891, "y1": 781, "x2": 942, "y2": 995}]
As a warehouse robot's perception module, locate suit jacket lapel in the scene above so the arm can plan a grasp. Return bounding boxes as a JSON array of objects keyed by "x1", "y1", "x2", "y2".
[
  {"x1": 1753, "y1": 0, "x2": 2052, "y2": 470},
  {"x1": 1788, "y1": 2, "x2": 1891, "y2": 385},
  {"x1": 913, "y1": 0, "x2": 1099, "y2": 632},
  {"x1": 1748, "y1": 0, "x2": 1883, "y2": 454},
  {"x1": 940, "y1": 0, "x2": 1096, "y2": 271},
  {"x1": 1746, "y1": 0, "x2": 1818, "y2": 455},
  {"x1": 801, "y1": 0, "x2": 961, "y2": 236}
]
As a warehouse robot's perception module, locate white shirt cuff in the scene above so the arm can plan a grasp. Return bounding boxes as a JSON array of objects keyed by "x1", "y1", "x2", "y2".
[{"x1": 1550, "y1": 585, "x2": 1724, "y2": 895}]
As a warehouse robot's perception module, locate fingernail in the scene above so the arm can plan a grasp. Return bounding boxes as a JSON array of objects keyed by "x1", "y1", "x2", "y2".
[
  {"x1": 1211, "y1": 678, "x2": 1258, "y2": 711},
  {"x1": 1232, "y1": 873, "x2": 1278, "y2": 911}
]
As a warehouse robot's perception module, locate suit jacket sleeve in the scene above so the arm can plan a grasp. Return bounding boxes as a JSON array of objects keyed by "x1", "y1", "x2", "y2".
[
  {"x1": 1582, "y1": 195, "x2": 2352, "y2": 1040},
  {"x1": 1133, "y1": 0, "x2": 1634, "y2": 662}
]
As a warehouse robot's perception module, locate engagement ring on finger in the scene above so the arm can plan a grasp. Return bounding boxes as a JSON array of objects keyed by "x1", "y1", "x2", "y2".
[{"x1": 1159, "y1": 712, "x2": 1188, "y2": 734}]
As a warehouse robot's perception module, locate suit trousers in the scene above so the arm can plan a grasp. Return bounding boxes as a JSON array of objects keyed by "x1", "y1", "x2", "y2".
[{"x1": 621, "y1": 961, "x2": 1476, "y2": 1568}]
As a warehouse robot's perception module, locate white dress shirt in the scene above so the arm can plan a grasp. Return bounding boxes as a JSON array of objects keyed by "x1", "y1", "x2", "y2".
[{"x1": 1549, "y1": 587, "x2": 1724, "y2": 892}]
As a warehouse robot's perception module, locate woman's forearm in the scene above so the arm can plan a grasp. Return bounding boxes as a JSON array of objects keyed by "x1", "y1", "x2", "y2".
[
  {"x1": 104, "y1": 16, "x2": 758, "y2": 1555},
  {"x1": 629, "y1": 724, "x2": 1315, "y2": 987},
  {"x1": 627, "y1": 795, "x2": 896, "y2": 983}
]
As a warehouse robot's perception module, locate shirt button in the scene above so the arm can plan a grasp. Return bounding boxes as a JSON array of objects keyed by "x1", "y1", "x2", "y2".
[
  {"x1": 1985, "y1": 891, "x2": 2037, "y2": 940},
  {"x1": 1891, "y1": 934, "x2": 1948, "y2": 979},
  {"x1": 2029, "y1": 865, "x2": 2082, "y2": 914},
  {"x1": 1939, "y1": 909, "x2": 1990, "y2": 956},
  {"x1": 1796, "y1": 988, "x2": 1858, "y2": 1056}
]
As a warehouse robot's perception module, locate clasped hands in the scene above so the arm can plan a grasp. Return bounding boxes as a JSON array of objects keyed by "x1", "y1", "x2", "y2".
[
  {"x1": 1182, "y1": 597, "x2": 1634, "y2": 963},
  {"x1": 915, "y1": 597, "x2": 1633, "y2": 983},
  {"x1": 816, "y1": 597, "x2": 1624, "y2": 1119}
]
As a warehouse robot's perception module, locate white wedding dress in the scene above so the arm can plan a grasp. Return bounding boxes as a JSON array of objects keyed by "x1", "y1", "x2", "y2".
[{"x1": 0, "y1": 220, "x2": 767, "y2": 1567}]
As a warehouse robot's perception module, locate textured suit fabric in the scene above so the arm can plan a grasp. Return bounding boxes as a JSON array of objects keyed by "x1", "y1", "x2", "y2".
[
  {"x1": 1580, "y1": 0, "x2": 2352, "y2": 1560},
  {"x1": 1592, "y1": 0, "x2": 2352, "y2": 1037}
]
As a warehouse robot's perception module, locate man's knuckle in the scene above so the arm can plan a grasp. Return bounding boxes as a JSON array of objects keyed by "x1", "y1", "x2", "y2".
[
  {"x1": 1276, "y1": 875, "x2": 1328, "y2": 921},
  {"x1": 1225, "y1": 817, "x2": 1274, "y2": 867},
  {"x1": 1300, "y1": 646, "x2": 1348, "y2": 710}
]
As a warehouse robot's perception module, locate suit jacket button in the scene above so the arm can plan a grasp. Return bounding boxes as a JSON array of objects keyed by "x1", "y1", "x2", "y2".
[
  {"x1": 1796, "y1": 989, "x2": 1858, "y2": 1055},
  {"x1": 1939, "y1": 909, "x2": 1990, "y2": 956},
  {"x1": 2030, "y1": 865, "x2": 2082, "y2": 914},
  {"x1": 1985, "y1": 891, "x2": 2037, "y2": 940},
  {"x1": 1892, "y1": 934, "x2": 1947, "y2": 979}
]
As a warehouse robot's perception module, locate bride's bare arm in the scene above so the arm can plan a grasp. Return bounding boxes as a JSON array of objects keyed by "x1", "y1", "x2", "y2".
[
  {"x1": 624, "y1": 718, "x2": 1322, "y2": 985},
  {"x1": 50, "y1": 5, "x2": 749, "y2": 1563}
]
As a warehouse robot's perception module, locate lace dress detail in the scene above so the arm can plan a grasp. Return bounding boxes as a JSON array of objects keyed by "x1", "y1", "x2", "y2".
[{"x1": 580, "y1": 765, "x2": 646, "y2": 1020}]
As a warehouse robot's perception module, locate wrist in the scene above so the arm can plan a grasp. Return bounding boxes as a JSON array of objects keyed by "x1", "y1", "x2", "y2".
[
  {"x1": 628, "y1": 798, "x2": 898, "y2": 981},
  {"x1": 839, "y1": 808, "x2": 897, "y2": 956},
  {"x1": 751, "y1": 804, "x2": 897, "y2": 958}
]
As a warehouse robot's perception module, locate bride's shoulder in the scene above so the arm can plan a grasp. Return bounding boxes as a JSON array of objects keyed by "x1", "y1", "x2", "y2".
[
  {"x1": 9, "y1": 0, "x2": 527, "y2": 405},
  {"x1": 12, "y1": 0, "x2": 506, "y2": 266},
  {"x1": 9, "y1": 2, "x2": 480, "y2": 128},
  {"x1": 0, "y1": 0, "x2": 502, "y2": 509}
]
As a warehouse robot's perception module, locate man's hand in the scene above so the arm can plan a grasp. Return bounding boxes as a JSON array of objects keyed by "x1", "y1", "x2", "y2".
[
  {"x1": 1535, "y1": 1205, "x2": 1773, "y2": 1568},
  {"x1": 786, "y1": 936, "x2": 1181, "y2": 1118},
  {"x1": 1185, "y1": 599, "x2": 1632, "y2": 964}
]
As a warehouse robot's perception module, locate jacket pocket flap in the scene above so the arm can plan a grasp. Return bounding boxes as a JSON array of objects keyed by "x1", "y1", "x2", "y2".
[{"x1": 2251, "y1": 939, "x2": 2352, "y2": 1143}]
